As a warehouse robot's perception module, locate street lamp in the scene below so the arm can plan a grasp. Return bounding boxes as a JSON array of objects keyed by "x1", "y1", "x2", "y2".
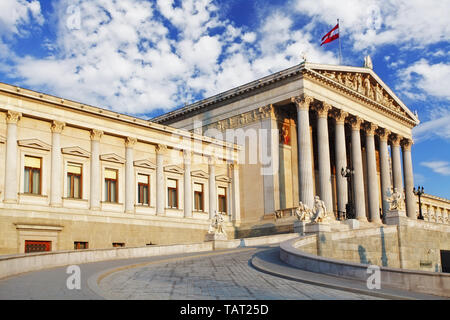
[
  {"x1": 413, "y1": 186, "x2": 425, "y2": 220},
  {"x1": 341, "y1": 166, "x2": 355, "y2": 220}
]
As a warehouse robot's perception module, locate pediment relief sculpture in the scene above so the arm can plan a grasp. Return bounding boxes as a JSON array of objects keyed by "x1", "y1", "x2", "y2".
[
  {"x1": 18, "y1": 139, "x2": 51, "y2": 151},
  {"x1": 99, "y1": 153, "x2": 125, "y2": 164},
  {"x1": 315, "y1": 70, "x2": 405, "y2": 116},
  {"x1": 61, "y1": 146, "x2": 90, "y2": 158}
]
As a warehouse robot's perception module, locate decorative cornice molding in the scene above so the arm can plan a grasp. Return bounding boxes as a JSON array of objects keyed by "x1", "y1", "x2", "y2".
[
  {"x1": 100, "y1": 153, "x2": 125, "y2": 164},
  {"x1": 134, "y1": 159, "x2": 156, "y2": 169},
  {"x1": 61, "y1": 146, "x2": 90, "y2": 158},
  {"x1": 164, "y1": 164, "x2": 183, "y2": 175},
  {"x1": 216, "y1": 175, "x2": 231, "y2": 183},
  {"x1": 18, "y1": 139, "x2": 51, "y2": 151},
  {"x1": 191, "y1": 170, "x2": 209, "y2": 179}
]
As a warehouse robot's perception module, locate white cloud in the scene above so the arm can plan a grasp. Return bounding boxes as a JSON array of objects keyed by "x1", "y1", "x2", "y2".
[
  {"x1": 0, "y1": 0, "x2": 44, "y2": 36},
  {"x1": 421, "y1": 161, "x2": 450, "y2": 176},
  {"x1": 413, "y1": 107, "x2": 450, "y2": 142}
]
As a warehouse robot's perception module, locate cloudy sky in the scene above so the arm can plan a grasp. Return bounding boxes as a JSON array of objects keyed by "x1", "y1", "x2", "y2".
[{"x1": 0, "y1": 0, "x2": 449, "y2": 199}]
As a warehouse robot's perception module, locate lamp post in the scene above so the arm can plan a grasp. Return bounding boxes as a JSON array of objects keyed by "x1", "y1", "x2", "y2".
[
  {"x1": 413, "y1": 186, "x2": 425, "y2": 220},
  {"x1": 341, "y1": 166, "x2": 355, "y2": 220}
]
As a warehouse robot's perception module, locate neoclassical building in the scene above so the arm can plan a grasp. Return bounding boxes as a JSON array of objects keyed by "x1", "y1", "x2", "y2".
[
  {"x1": 154, "y1": 61, "x2": 450, "y2": 233},
  {"x1": 1, "y1": 60, "x2": 449, "y2": 254}
]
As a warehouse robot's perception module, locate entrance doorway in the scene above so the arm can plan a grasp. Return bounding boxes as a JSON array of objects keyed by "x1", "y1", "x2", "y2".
[
  {"x1": 25, "y1": 240, "x2": 52, "y2": 253},
  {"x1": 441, "y1": 250, "x2": 450, "y2": 273}
]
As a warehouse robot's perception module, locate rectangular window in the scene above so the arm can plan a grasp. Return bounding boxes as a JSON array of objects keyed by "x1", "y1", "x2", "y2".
[
  {"x1": 218, "y1": 187, "x2": 227, "y2": 214},
  {"x1": 104, "y1": 168, "x2": 118, "y2": 203},
  {"x1": 25, "y1": 240, "x2": 51, "y2": 253},
  {"x1": 112, "y1": 242, "x2": 125, "y2": 248},
  {"x1": 67, "y1": 163, "x2": 82, "y2": 198},
  {"x1": 74, "y1": 241, "x2": 89, "y2": 250},
  {"x1": 24, "y1": 156, "x2": 42, "y2": 194},
  {"x1": 137, "y1": 174, "x2": 150, "y2": 205},
  {"x1": 167, "y1": 178, "x2": 178, "y2": 208},
  {"x1": 194, "y1": 183, "x2": 204, "y2": 211}
]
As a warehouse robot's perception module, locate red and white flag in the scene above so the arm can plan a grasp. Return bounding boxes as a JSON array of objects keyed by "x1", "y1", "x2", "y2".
[{"x1": 320, "y1": 23, "x2": 339, "y2": 46}]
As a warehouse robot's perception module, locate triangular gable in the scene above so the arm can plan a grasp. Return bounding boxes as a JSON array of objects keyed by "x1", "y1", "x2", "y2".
[
  {"x1": 216, "y1": 175, "x2": 231, "y2": 183},
  {"x1": 305, "y1": 63, "x2": 419, "y2": 125},
  {"x1": 164, "y1": 165, "x2": 183, "y2": 175},
  {"x1": 191, "y1": 170, "x2": 209, "y2": 179},
  {"x1": 100, "y1": 153, "x2": 125, "y2": 164},
  {"x1": 0, "y1": 135, "x2": 5, "y2": 144},
  {"x1": 61, "y1": 146, "x2": 90, "y2": 158},
  {"x1": 17, "y1": 139, "x2": 51, "y2": 151},
  {"x1": 134, "y1": 159, "x2": 156, "y2": 169}
]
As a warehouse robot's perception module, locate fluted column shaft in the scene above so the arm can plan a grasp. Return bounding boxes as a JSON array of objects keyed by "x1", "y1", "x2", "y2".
[
  {"x1": 390, "y1": 134, "x2": 403, "y2": 194},
  {"x1": 333, "y1": 110, "x2": 348, "y2": 217},
  {"x1": 364, "y1": 123, "x2": 380, "y2": 223},
  {"x1": 292, "y1": 95, "x2": 314, "y2": 208},
  {"x1": 4, "y1": 111, "x2": 21, "y2": 203},
  {"x1": 125, "y1": 137, "x2": 136, "y2": 213},
  {"x1": 378, "y1": 129, "x2": 392, "y2": 216},
  {"x1": 50, "y1": 121, "x2": 65, "y2": 207},
  {"x1": 316, "y1": 102, "x2": 333, "y2": 214},
  {"x1": 156, "y1": 144, "x2": 166, "y2": 215},
  {"x1": 402, "y1": 139, "x2": 416, "y2": 219},
  {"x1": 231, "y1": 163, "x2": 241, "y2": 222},
  {"x1": 350, "y1": 117, "x2": 367, "y2": 221},
  {"x1": 183, "y1": 150, "x2": 192, "y2": 218},
  {"x1": 90, "y1": 130, "x2": 103, "y2": 210},
  {"x1": 208, "y1": 156, "x2": 216, "y2": 219}
]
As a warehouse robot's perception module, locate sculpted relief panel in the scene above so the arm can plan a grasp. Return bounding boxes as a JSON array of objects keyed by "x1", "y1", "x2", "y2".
[{"x1": 316, "y1": 70, "x2": 406, "y2": 116}]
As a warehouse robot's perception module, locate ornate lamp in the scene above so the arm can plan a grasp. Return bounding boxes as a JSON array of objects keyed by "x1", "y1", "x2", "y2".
[{"x1": 413, "y1": 186, "x2": 425, "y2": 220}]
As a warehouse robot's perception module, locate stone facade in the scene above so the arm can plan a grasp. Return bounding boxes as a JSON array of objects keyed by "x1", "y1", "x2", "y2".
[{"x1": 0, "y1": 82, "x2": 240, "y2": 254}]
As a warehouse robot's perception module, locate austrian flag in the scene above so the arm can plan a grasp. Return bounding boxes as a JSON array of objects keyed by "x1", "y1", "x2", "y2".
[{"x1": 320, "y1": 23, "x2": 339, "y2": 46}]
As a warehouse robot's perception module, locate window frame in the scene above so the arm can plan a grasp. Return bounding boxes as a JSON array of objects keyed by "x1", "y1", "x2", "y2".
[
  {"x1": 104, "y1": 168, "x2": 119, "y2": 203},
  {"x1": 218, "y1": 186, "x2": 227, "y2": 214},
  {"x1": 194, "y1": 182, "x2": 204, "y2": 212},
  {"x1": 167, "y1": 178, "x2": 178, "y2": 209},
  {"x1": 137, "y1": 174, "x2": 151, "y2": 206},
  {"x1": 67, "y1": 163, "x2": 83, "y2": 199},
  {"x1": 24, "y1": 156, "x2": 42, "y2": 195}
]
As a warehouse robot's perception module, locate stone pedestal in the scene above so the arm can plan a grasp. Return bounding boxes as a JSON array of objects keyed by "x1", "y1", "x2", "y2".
[
  {"x1": 294, "y1": 220, "x2": 308, "y2": 235},
  {"x1": 345, "y1": 219, "x2": 360, "y2": 229},
  {"x1": 304, "y1": 222, "x2": 331, "y2": 233},
  {"x1": 205, "y1": 232, "x2": 228, "y2": 241},
  {"x1": 384, "y1": 209, "x2": 408, "y2": 226}
]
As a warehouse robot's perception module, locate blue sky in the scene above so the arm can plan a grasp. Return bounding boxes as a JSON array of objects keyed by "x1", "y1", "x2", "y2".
[{"x1": 0, "y1": 0, "x2": 449, "y2": 199}]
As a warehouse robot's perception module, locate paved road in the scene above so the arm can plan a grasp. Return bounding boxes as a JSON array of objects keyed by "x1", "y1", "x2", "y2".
[{"x1": 0, "y1": 246, "x2": 379, "y2": 300}]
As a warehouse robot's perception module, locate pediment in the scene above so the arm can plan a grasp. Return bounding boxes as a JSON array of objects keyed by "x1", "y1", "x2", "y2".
[
  {"x1": 18, "y1": 139, "x2": 51, "y2": 151},
  {"x1": 216, "y1": 175, "x2": 231, "y2": 183},
  {"x1": 191, "y1": 170, "x2": 209, "y2": 179},
  {"x1": 100, "y1": 153, "x2": 125, "y2": 164},
  {"x1": 164, "y1": 165, "x2": 183, "y2": 175},
  {"x1": 134, "y1": 159, "x2": 156, "y2": 169},
  {"x1": 306, "y1": 64, "x2": 419, "y2": 124},
  {"x1": 61, "y1": 146, "x2": 90, "y2": 158},
  {"x1": 0, "y1": 135, "x2": 5, "y2": 144}
]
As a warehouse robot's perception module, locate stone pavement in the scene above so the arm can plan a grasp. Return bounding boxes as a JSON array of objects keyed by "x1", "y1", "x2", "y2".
[{"x1": 96, "y1": 246, "x2": 380, "y2": 300}]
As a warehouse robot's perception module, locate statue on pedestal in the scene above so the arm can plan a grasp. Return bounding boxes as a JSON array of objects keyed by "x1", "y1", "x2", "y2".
[
  {"x1": 295, "y1": 201, "x2": 312, "y2": 222},
  {"x1": 312, "y1": 196, "x2": 329, "y2": 223},
  {"x1": 387, "y1": 188, "x2": 404, "y2": 211},
  {"x1": 208, "y1": 211, "x2": 225, "y2": 235}
]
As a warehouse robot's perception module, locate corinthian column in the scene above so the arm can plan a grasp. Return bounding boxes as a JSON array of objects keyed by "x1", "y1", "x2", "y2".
[
  {"x1": 377, "y1": 128, "x2": 392, "y2": 217},
  {"x1": 349, "y1": 116, "x2": 367, "y2": 221},
  {"x1": 315, "y1": 102, "x2": 333, "y2": 215},
  {"x1": 332, "y1": 109, "x2": 348, "y2": 218},
  {"x1": 90, "y1": 129, "x2": 103, "y2": 210},
  {"x1": 183, "y1": 150, "x2": 192, "y2": 218},
  {"x1": 231, "y1": 162, "x2": 241, "y2": 222},
  {"x1": 291, "y1": 95, "x2": 315, "y2": 208},
  {"x1": 125, "y1": 137, "x2": 137, "y2": 214},
  {"x1": 155, "y1": 144, "x2": 167, "y2": 216},
  {"x1": 50, "y1": 121, "x2": 65, "y2": 207},
  {"x1": 364, "y1": 122, "x2": 380, "y2": 223},
  {"x1": 4, "y1": 111, "x2": 21, "y2": 203},
  {"x1": 402, "y1": 139, "x2": 416, "y2": 219},
  {"x1": 390, "y1": 134, "x2": 403, "y2": 194},
  {"x1": 208, "y1": 156, "x2": 216, "y2": 219}
]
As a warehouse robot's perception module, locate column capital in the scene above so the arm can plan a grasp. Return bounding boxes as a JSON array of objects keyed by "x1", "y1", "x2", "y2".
[
  {"x1": 90, "y1": 129, "x2": 103, "y2": 141},
  {"x1": 258, "y1": 104, "x2": 276, "y2": 119},
  {"x1": 183, "y1": 149, "x2": 193, "y2": 162},
  {"x1": 291, "y1": 94, "x2": 314, "y2": 111},
  {"x1": 401, "y1": 138, "x2": 413, "y2": 151},
  {"x1": 363, "y1": 122, "x2": 378, "y2": 136},
  {"x1": 314, "y1": 101, "x2": 332, "y2": 118},
  {"x1": 331, "y1": 109, "x2": 349, "y2": 124},
  {"x1": 51, "y1": 120, "x2": 65, "y2": 133},
  {"x1": 125, "y1": 136, "x2": 137, "y2": 148},
  {"x1": 377, "y1": 128, "x2": 391, "y2": 141},
  {"x1": 348, "y1": 115, "x2": 364, "y2": 130},
  {"x1": 155, "y1": 144, "x2": 167, "y2": 154},
  {"x1": 390, "y1": 133, "x2": 402, "y2": 147},
  {"x1": 6, "y1": 110, "x2": 22, "y2": 124},
  {"x1": 208, "y1": 155, "x2": 216, "y2": 165}
]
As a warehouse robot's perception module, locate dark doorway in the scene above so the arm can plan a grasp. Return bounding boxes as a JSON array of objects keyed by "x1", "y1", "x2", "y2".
[{"x1": 441, "y1": 250, "x2": 450, "y2": 273}]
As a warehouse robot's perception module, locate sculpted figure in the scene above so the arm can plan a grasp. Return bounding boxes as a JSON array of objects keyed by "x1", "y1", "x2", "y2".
[
  {"x1": 375, "y1": 83, "x2": 383, "y2": 102},
  {"x1": 356, "y1": 73, "x2": 364, "y2": 94},
  {"x1": 387, "y1": 188, "x2": 404, "y2": 211},
  {"x1": 295, "y1": 201, "x2": 312, "y2": 222},
  {"x1": 312, "y1": 196, "x2": 328, "y2": 223},
  {"x1": 345, "y1": 73, "x2": 354, "y2": 88},
  {"x1": 336, "y1": 72, "x2": 343, "y2": 84},
  {"x1": 208, "y1": 211, "x2": 226, "y2": 234},
  {"x1": 363, "y1": 75, "x2": 372, "y2": 97},
  {"x1": 364, "y1": 55, "x2": 373, "y2": 69}
]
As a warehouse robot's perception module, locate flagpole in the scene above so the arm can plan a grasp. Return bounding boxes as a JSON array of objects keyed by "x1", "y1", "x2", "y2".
[{"x1": 338, "y1": 18, "x2": 343, "y2": 65}]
